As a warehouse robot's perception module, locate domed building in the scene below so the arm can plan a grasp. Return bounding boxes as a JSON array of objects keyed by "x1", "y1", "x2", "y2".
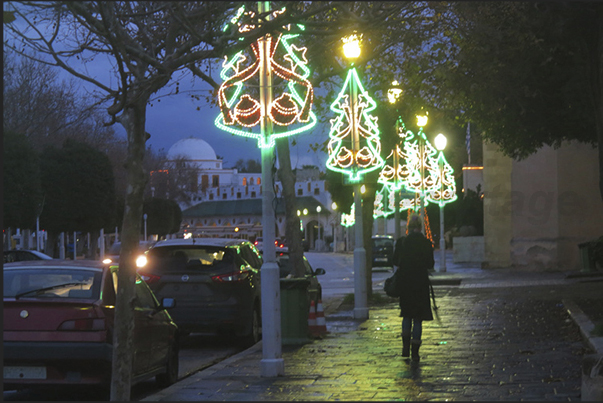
[
  {"x1": 150, "y1": 137, "x2": 333, "y2": 249},
  {"x1": 167, "y1": 138, "x2": 219, "y2": 169}
]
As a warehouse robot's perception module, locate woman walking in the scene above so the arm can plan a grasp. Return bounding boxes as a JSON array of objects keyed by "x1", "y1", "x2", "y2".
[{"x1": 395, "y1": 213, "x2": 435, "y2": 362}]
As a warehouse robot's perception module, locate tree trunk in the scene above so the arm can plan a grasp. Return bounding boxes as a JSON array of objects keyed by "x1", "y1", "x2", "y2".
[
  {"x1": 362, "y1": 189, "x2": 376, "y2": 298},
  {"x1": 110, "y1": 100, "x2": 148, "y2": 402},
  {"x1": 275, "y1": 137, "x2": 305, "y2": 278}
]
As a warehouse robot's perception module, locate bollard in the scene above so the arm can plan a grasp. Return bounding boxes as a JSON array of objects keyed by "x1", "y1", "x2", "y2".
[{"x1": 582, "y1": 354, "x2": 603, "y2": 401}]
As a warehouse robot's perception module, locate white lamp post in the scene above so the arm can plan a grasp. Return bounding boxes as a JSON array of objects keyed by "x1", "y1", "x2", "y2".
[
  {"x1": 434, "y1": 133, "x2": 447, "y2": 272},
  {"x1": 388, "y1": 81, "x2": 403, "y2": 240},
  {"x1": 331, "y1": 202, "x2": 338, "y2": 253},
  {"x1": 316, "y1": 206, "x2": 322, "y2": 241},
  {"x1": 342, "y1": 34, "x2": 368, "y2": 319}
]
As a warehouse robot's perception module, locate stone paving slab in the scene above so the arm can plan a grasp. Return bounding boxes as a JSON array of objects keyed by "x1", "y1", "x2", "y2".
[{"x1": 144, "y1": 278, "x2": 601, "y2": 401}]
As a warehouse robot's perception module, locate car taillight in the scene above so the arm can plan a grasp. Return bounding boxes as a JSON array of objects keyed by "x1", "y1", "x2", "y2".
[
  {"x1": 211, "y1": 270, "x2": 250, "y2": 282},
  {"x1": 139, "y1": 272, "x2": 161, "y2": 284},
  {"x1": 58, "y1": 318, "x2": 106, "y2": 331}
]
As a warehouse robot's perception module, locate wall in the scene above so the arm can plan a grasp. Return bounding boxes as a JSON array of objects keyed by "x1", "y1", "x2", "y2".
[
  {"x1": 453, "y1": 236, "x2": 485, "y2": 263},
  {"x1": 483, "y1": 140, "x2": 603, "y2": 271},
  {"x1": 482, "y1": 141, "x2": 513, "y2": 268}
]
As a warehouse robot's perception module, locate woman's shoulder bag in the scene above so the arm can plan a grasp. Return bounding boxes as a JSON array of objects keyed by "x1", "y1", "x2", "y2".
[{"x1": 384, "y1": 268, "x2": 402, "y2": 298}]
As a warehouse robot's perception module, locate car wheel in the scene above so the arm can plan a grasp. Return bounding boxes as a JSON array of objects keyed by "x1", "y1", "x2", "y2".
[
  {"x1": 156, "y1": 341, "x2": 179, "y2": 387},
  {"x1": 239, "y1": 305, "x2": 261, "y2": 348}
]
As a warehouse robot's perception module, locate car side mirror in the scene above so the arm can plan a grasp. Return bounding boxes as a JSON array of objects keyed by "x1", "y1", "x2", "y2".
[
  {"x1": 161, "y1": 297, "x2": 176, "y2": 309},
  {"x1": 314, "y1": 268, "x2": 326, "y2": 276}
]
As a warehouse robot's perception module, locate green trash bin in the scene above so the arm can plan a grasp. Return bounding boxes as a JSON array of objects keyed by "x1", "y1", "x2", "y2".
[{"x1": 280, "y1": 278, "x2": 311, "y2": 345}]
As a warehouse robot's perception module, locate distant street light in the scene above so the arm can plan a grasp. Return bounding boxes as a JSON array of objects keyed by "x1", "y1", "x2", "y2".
[{"x1": 434, "y1": 134, "x2": 447, "y2": 272}]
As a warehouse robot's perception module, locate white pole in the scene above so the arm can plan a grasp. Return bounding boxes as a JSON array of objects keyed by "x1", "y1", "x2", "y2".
[
  {"x1": 258, "y1": 0, "x2": 284, "y2": 378},
  {"x1": 100, "y1": 228, "x2": 105, "y2": 260},
  {"x1": 73, "y1": 231, "x2": 77, "y2": 260},
  {"x1": 59, "y1": 232, "x2": 65, "y2": 259},
  {"x1": 350, "y1": 70, "x2": 368, "y2": 320},
  {"x1": 438, "y1": 159, "x2": 447, "y2": 272},
  {"x1": 36, "y1": 217, "x2": 40, "y2": 251}
]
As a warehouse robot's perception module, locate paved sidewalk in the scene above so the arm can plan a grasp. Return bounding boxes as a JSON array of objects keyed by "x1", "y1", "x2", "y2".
[{"x1": 144, "y1": 264, "x2": 602, "y2": 401}]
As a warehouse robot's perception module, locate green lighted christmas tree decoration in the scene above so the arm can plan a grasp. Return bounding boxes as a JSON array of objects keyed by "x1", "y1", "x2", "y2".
[
  {"x1": 373, "y1": 183, "x2": 394, "y2": 219},
  {"x1": 215, "y1": 5, "x2": 316, "y2": 148},
  {"x1": 399, "y1": 113, "x2": 440, "y2": 206},
  {"x1": 341, "y1": 204, "x2": 355, "y2": 227},
  {"x1": 325, "y1": 38, "x2": 384, "y2": 181},
  {"x1": 426, "y1": 148, "x2": 458, "y2": 207}
]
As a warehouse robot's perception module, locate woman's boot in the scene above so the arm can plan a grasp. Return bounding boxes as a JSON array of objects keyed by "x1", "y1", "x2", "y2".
[
  {"x1": 402, "y1": 331, "x2": 411, "y2": 357},
  {"x1": 411, "y1": 339, "x2": 422, "y2": 362}
]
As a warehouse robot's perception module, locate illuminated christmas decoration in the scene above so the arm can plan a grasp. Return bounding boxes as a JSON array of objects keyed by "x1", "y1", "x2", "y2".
[
  {"x1": 378, "y1": 119, "x2": 408, "y2": 191},
  {"x1": 426, "y1": 150, "x2": 458, "y2": 206},
  {"x1": 373, "y1": 184, "x2": 393, "y2": 219},
  {"x1": 341, "y1": 204, "x2": 355, "y2": 227},
  {"x1": 325, "y1": 68, "x2": 385, "y2": 182},
  {"x1": 400, "y1": 124, "x2": 440, "y2": 196},
  {"x1": 405, "y1": 208, "x2": 434, "y2": 244},
  {"x1": 215, "y1": 5, "x2": 316, "y2": 148}
]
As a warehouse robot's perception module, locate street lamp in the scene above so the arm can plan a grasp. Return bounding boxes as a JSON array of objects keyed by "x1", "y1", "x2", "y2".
[
  {"x1": 316, "y1": 206, "x2": 322, "y2": 241},
  {"x1": 434, "y1": 133, "x2": 447, "y2": 272},
  {"x1": 387, "y1": 80, "x2": 403, "y2": 240},
  {"x1": 331, "y1": 202, "x2": 338, "y2": 252},
  {"x1": 343, "y1": 33, "x2": 368, "y2": 320}
]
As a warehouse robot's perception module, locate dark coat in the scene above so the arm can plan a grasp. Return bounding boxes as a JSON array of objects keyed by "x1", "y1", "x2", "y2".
[{"x1": 395, "y1": 231, "x2": 434, "y2": 321}]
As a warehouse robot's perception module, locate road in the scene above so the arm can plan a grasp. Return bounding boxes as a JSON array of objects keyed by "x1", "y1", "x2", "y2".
[
  {"x1": 2, "y1": 252, "x2": 369, "y2": 401},
  {"x1": 305, "y1": 251, "x2": 393, "y2": 300}
]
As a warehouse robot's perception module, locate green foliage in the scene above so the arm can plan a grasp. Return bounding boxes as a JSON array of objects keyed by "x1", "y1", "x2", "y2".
[
  {"x1": 233, "y1": 158, "x2": 262, "y2": 173},
  {"x1": 3, "y1": 131, "x2": 43, "y2": 229},
  {"x1": 324, "y1": 169, "x2": 353, "y2": 215},
  {"x1": 143, "y1": 198, "x2": 182, "y2": 238},
  {"x1": 39, "y1": 139, "x2": 116, "y2": 233},
  {"x1": 440, "y1": 2, "x2": 600, "y2": 158}
]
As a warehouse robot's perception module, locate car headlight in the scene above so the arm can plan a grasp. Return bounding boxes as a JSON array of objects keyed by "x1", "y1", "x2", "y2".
[{"x1": 136, "y1": 255, "x2": 148, "y2": 268}]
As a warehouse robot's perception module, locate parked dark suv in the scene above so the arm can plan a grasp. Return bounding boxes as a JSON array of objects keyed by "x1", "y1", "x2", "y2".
[
  {"x1": 371, "y1": 235, "x2": 395, "y2": 268},
  {"x1": 137, "y1": 238, "x2": 263, "y2": 346}
]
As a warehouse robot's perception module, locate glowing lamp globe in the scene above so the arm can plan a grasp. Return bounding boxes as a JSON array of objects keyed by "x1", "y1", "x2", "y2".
[
  {"x1": 342, "y1": 34, "x2": 361, "y2": 59},
  {"x1": 416, "y1": 114, "x2": 428, "y2": 127},
  {"x1": 434, "y1": 133, "x2": 447, "y2": 151},
  {"x1": 388, "y1": 81, "x2": 403, "y2": 104}
]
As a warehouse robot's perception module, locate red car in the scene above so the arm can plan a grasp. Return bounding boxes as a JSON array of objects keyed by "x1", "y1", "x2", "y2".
[{"x1": 3, "y1": 260, "x2": 179, "y2": 391}]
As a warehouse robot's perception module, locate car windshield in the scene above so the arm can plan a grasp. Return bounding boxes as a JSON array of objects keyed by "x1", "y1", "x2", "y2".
[
  {"x1": 4, "y1": 269, "x2": 102, "y2": 299},
  {"x1": 146, "y1": 246, "x2": 235, "y2": 272},
  {"x1": 373, "y1": 239, "x2": 393, "y2": 249}
]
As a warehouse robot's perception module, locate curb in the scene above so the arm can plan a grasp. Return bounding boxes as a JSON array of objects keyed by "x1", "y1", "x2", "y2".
[
  {"x1": 142, "y1": 341, "x2": 263, "y2": 401},
  {"x1": 563, "y1": 299, "x2": 603, "y2": 401},
  {"x1": 563, "y1": 299, "x2": 603, "y2": 354}
]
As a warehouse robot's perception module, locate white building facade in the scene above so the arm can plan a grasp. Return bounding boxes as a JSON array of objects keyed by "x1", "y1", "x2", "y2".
[{"x1": 160, "y1": 137, "x2": 336, "y2": 250}]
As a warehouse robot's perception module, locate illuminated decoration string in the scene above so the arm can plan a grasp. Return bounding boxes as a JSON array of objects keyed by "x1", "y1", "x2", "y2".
[
  {"x1": 405, "y1": 208, "x2": 434, "y2": 244},
  {"x1": 426, "y1": 151, "x2": 458, "y2": 207},
  {"x1": 341, "y1": 204, "x2": 355, "y2": 227},
  {"x1": 400, "y1": 125, "x2": 440, "y2": 196},
  {"x1": 374, "y1": 184, "x2": 430, "y2": 219},
  {"x1": 215, "y1": 6, "x2": 316, "y2": 148},
  {"x1": 325, "y1": 68, "x2": 385, "y2": 182},
  {"x1": 373, "y1": 183, "x2": 394, "y2": 219},
  {"x1": 378, "y1": 117, "x2": 408, "y2": 191}
]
